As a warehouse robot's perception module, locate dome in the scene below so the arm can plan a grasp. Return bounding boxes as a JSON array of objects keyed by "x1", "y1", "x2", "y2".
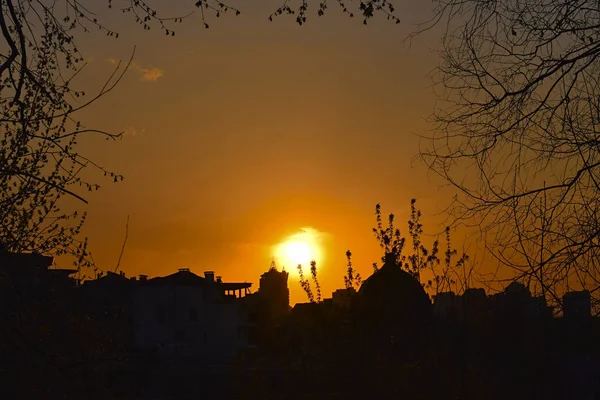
[
  {"x1": 357, "y1": 261, "x2": 431, "y2": 328},
  {"x1": 505, "y1": 281, "x2": 530, "y2": 296}
]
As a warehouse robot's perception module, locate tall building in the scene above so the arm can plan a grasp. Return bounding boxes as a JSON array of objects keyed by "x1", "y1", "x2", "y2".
[{"x1": 258, "y1": 260, "x2": 290, "y2": 321}]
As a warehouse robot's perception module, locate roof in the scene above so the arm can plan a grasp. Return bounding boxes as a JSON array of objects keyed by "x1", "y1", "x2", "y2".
[
  {"x1": 82, "y1": 271, "x2": 134, "y2": 288},
  {"x1": 359, "y1": 263, "x2": 426, "y2": 297},
  {"x1": 260, "y1": 267, "x2": 289, "y2": 280},
  {"x1": 143, "y1": 270, "x2": 253, "y2": 290},
  {"x1": 358, "y1": 261, "x2": 431, "y2": 322},
  {"x1": 0, "y1": 251, "x2": 54, "y2": 270},
  {"x1": 146, "y1": 269, "x2": 207, "y2": 286}
]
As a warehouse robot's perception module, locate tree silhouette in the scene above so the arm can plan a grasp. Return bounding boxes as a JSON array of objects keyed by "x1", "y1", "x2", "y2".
[
  {"x1": 343, "y1": 250, "x2": 362, "y2": 290},
  {"x1": 301, "y1": 201, "x2": 470, "y2": 302},
  {"x1": 297, "y1": 260, "x2": 324, "y2": 303},
  {"x1": 372, "y1": 202, "x2": 406, "y2": 272},
  {"x1": 310, "y1": 260, "x2": 322, "y2": 303},
  {"x1": 0, "y1": 2, "x2": 129, "y2": 264},
  {"x1": 370, "y1": 200, "x2": 469, "y2": 295},
  {"x1": 297, "y1": 263, "x2": 315, "y2": 303},
  {"x1": 417, "y1": 0, "x2": 600, "y2": 312}
]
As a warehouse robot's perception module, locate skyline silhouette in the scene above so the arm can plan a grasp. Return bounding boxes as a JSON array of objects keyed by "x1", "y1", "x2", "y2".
[
  {"x1": 3, "y1": 245, "x2": 598, "y2": 399},
  {"x1": 3, "y1": 1, "x2": 600, "y2": 398},
  {"x1": 43, "y1": 1, "x2": 455, "y2": 306}
]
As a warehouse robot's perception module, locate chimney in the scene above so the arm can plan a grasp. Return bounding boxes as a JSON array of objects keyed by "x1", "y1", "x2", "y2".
[
  {"x1": 178, "y1": 268, "x2": 190, "y2": 273},
  {"x1": 139, "y1": 274, "x2": 148, "y2": 282},
  {"x1": 216, "y1": 276, "x2": 222, "y2": 284},
  {"x1": 204, "y1": 271, "x2": 215, "y2": 282}
]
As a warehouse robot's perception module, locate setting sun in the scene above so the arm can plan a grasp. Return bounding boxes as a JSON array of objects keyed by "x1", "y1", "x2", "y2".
[
  {"x1": 280, "y1": 241, "x2": 313, "y2": 267},
  {"x1": 274, "y1": 227, "x2": 324, "y2": 275}
]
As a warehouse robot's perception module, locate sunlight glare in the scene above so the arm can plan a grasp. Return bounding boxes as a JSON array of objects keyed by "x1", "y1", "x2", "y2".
[
  {"x1": 274, "y1": 227, "x2": 324, "y2": 276},
  {"x1": 281, "y1": 241, "x2": 312, "y2": 267}
]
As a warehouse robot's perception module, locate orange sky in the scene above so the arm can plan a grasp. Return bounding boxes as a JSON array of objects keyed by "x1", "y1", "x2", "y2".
[{"x1": 57, "y1": 1, "x2": 489, "y2": 305}]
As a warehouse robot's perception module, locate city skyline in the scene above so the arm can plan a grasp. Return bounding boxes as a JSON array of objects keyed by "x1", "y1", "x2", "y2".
[{"x1": 56, "y1": 2, "x2": 458, "y2": 306}]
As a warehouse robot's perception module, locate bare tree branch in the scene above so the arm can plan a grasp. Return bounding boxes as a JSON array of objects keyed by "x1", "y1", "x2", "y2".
[
  {"x1": 113, "y1": 215, "x2": 129, "y2": 273},
  {"x1": 417, "y1": 0, "x2": 600, "y2": 314}
]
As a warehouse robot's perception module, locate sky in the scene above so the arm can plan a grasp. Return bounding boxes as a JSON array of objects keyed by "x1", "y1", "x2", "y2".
[{"x1": 58, "y1": 0, "x2": 480, "y2": 304}]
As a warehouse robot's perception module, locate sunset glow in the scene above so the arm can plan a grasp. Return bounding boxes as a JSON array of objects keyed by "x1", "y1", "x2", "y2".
[
  {"x1": 34, "y1": 0, "x2": 451, "y2": 307},
  {"x1": 281, "y1": 241, "x2": 312, "y2": 266},
  {"x1": 274, "y1": 227, "x2": 324, "y2": 276}
]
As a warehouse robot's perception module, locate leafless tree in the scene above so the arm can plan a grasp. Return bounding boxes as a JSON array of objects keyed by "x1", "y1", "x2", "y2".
[
  {"x1": 297, "y1": 263, "x2": 315, "y2": 302},
  {"x1": 0, "y1": 1, "x2": 132, "y2": 266},
  {"x1": 343, "y1": 249, "x2": 362, "y2": 290},
  {"x1": 370, "y1": 201, "x2": 471, "y2": 296},
  {"x1": 310, "y1": 260, "x2": 322, "y2": 302},
  {"x1": 417, "y1": 0, "x2": 600, "y2": 312}
]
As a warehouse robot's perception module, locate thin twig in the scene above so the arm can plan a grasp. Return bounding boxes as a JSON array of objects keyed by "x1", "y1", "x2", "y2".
[{"x1": 114, "y1": 215, "x2": 129, "y2": 273}]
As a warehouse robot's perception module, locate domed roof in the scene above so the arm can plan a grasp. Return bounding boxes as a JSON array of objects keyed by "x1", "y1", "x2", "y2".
[{"x1": 357, "y1": 261, "x2": 431, "y2": 326}]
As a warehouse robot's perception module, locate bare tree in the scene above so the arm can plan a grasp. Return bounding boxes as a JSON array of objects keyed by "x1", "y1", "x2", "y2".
[
  {"x1": 0, "y1": 1, "x2": 131, "y2": 266},
  {"x1": 343, "y1": 249, "x2": 362, "y2": 290},
  {"x1": 296, "y1": 260, "x2": 323, "y2": 303},
  {"x1": 297, "y1": 263, "x2": 315, "y2": 303},
  {"x1": 417, "y1": 0, "x2": 600, "y2": 312},
  {"x1": 372, "y1": 202, "x2": 406, "y2": 273},
  {"x1": 369, "y1": 200, "x2": 470, "y2": 296},
  {"x1": 310, "y1": 260, "x2": 322, "y2": 303}
]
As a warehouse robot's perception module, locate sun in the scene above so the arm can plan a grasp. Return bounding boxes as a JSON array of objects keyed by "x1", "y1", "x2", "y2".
[
  {"x1": 280, "y1": 240, "x2": 313, "y2": 267},
  {"x1": 274, "y1": 227, "x2": 324, "y2": 274}
]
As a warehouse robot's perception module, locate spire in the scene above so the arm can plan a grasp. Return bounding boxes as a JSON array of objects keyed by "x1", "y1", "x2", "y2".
[{"x1": 269, "y1": 258, "x2": 278, "y2": 272}]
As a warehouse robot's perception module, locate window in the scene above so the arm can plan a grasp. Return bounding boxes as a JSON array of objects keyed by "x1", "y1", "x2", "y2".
[{"x1": 190, "y1": 307, "x2": 198, "y2": 322}]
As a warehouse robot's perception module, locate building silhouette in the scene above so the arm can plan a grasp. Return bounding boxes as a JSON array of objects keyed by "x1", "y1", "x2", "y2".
[
  {"x1": 257, "y1": 260, "x2": 290, "y2": 321},
  {"x1": 132, "y1": 268, "x2": 254, "y2": 362},
  {"x1": 78, "y1": 270, "x2": 138, "y2": 351},
  {"x1": 331, "y1": 288, "x2": 355, "y2": 309},
  {"x1": 0, "y1": 249, "x2": 77, "y2": 289},
  {"x1": 1, "y1": 250, "x2": 111, "y2": 399},
  {"x1": 3, "y1": 245, "x2": 600, "y2": 399}
]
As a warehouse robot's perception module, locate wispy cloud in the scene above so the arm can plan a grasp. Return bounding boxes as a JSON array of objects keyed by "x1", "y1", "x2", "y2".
[
  {"x1": 293, "y1": 227, "x2": 327, "y2": 242},
  {"x1": 123, "y1": 126, "x2": 145, "y2": 137},
  {"x1": 106, "y1": 58, "x2": 164, "y2": 82},
  {"x1": 132, "y1": 63, "x2": 164, "y2": 81}
]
